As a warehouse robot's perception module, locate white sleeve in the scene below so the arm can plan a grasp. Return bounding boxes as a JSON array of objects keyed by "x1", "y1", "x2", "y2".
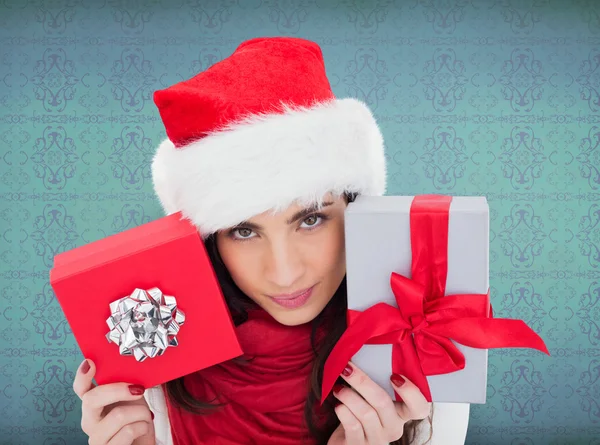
[
  {"x1": 411, "y1": 402, "x2": 470, "y2": 445},
  {"x1": 144, "y1": 385, "x2": 173, "y2": 445}
]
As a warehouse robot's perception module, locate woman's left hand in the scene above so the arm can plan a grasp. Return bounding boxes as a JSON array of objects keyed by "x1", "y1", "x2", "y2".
[{"x1": 327, "y1": 362, "x2": 431, "y2": 445}]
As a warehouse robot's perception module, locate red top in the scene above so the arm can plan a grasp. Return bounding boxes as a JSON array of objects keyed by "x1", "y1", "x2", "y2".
[{"x1": 165, "y1": 309, "x2": 324, "y2": 444}]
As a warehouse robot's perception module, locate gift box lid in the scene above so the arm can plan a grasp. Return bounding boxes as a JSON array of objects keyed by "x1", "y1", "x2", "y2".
[
  {"x1": 345, "y1": 195, "x2": 488, "y2": 214},
  {"x1": 51, "y1": 212, "x2": 194, "y2": 282}
]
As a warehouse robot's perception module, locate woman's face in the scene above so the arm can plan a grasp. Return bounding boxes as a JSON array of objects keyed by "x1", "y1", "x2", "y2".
[{"x1": 216, "y1": 193, "x2": 347, "y2": 326}]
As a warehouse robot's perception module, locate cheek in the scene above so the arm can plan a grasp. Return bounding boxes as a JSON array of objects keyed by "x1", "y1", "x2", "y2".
[
  {"x1": 310, "y1": 220, "x2": 346, "y2": 278},
  {"x1": 217, "y1": 239, "x2": 261, "y2": 293}
]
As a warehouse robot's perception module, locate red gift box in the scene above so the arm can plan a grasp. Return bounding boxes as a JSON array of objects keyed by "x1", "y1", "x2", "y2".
[{"x1": 50, "y1": 212, "x2": 243, "y2": 389}]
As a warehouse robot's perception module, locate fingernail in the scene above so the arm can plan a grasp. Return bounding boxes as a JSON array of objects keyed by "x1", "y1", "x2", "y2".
[
  {"x1": 150, "y1": 411, "x2": 155, "y2": 420},
  {"x1": 333, "y1": 383, "x2": 344, "y2": 395},
  {"x1": 390, "y1": 374, "x2": 406, "y2": 387},
  {"x1": 342, "y1": 363, "x2": 353, "y2": 377},
  {"x1": 129, "y1": 384, "x2": 145, "y2": 396},
  {"x1": 80, "y1": 359, "x2": 90, "y2": 374}
]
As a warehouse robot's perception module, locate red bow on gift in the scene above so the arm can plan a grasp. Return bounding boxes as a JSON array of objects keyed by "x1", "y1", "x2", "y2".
[{"x1": 321, "y1": 195, "x2": 549, "y2": 404}]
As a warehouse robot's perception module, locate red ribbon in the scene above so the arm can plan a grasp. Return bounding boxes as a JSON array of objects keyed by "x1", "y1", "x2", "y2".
[{"x1": 321, "y1": 195, "x2": 549, "y2": 404}]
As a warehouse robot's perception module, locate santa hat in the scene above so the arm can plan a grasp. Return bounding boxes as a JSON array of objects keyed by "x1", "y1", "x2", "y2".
[{"x1": 151, "y1": 37, "x2": 386, "y2": 236}]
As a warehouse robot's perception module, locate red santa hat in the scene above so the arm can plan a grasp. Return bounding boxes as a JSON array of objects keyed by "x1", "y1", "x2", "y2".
[{"x1": 152, "y1": 37, "x2": 386, "y2": 236}]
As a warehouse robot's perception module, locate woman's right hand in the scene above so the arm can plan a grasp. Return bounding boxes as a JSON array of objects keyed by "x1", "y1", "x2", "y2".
[{"x1": 73, "y1": 359, "x2": 156, "y2": 445}]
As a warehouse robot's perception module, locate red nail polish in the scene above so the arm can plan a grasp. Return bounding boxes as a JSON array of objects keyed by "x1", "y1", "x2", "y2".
[
  {"x1": 342, "y1": 364, "x2": 353, "y2": 377},
  {"x1": 150, "y1": 411, "x2": 155, "y2": 420},
  {"x1": 390, "y1": 374, "x2": 406, "y2": 387},
  {"x1": 80, "y1": 360, "x2": 90, "y2": 374},
  {"x1": 129, "y1": 384, "x2": 145, "y2": 396},
  {"x1": 333, "y1": 383, "x2": 344, "y2": 394}
]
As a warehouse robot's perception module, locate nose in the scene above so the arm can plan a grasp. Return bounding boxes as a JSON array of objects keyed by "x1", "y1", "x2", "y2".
[{"x1": 263, "y1": 237, "x2": 305, "y2": 290}]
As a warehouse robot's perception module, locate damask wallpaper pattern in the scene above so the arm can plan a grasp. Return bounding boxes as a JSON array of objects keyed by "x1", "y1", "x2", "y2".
[{"x1": 1, "y1": 1, "x2": 599, "y2": 444}]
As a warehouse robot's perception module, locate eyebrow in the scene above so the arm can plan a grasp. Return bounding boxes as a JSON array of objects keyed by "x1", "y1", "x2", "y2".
[{"x1": 233, "y1": 201, "x2": 334, "y2": 231}]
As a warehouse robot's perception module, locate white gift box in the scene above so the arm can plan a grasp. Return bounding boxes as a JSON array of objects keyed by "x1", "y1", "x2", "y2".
[{"x1": 345, "y1": 195, "x2": 489, "y2": 403}]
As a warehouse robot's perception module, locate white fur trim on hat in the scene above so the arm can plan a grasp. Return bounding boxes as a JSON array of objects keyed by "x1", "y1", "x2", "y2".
[{"x1": 151, "y1": 97, "x2": 387, "y2": 236}]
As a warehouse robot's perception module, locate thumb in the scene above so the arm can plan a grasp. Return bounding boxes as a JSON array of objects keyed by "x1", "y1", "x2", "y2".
[
  {"x1": 73, "y1": 358, "x2": 96, "y2": 400},
  {"x1": 390, "y1": 374, "x2": 432, "y2": 421}
]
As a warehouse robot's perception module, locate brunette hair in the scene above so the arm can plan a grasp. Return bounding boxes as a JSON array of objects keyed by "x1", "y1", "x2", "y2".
[{"x1": 164, "y1": 193, "x2": 431, "y2": 445}]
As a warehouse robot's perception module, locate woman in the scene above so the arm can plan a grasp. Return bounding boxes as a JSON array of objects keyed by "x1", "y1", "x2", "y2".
[{"x1": 72, "y1": 37, "x2": 470, "y2": 445}]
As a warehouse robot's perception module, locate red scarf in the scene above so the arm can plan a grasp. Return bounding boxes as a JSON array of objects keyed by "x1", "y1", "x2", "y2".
[{"x1": 164, "y1": 310, "x2": 322, "y2": 445}]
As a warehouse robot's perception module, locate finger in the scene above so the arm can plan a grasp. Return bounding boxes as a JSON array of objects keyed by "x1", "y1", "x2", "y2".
[
  {"x1": 333, "y1": 384, "x2": 385, "y2": 444},
  {"x1": 334, "y1": 402, "x2": 366, "y2": 445},
  {"x1": 328, "y1": 423, "x2": 345, "y2": 444},
  {"x1": 73, "y1": 359, "x2": 95, "y2": 400},
  {"x1": 105, "y1": 421, "x2": 150, "y2": 445},
  {"x1": 81, "y1": 382, "x2": 146, "y2": 435},
  {"x1": 390, "y1": 374, "x2": 432, "y2": 421},
  {"x1": 339, "y1": 362, "x2": 403, "y2": 438},
  {"x1": 91, "y1": 405, "x2": 153, "y2": 445}
]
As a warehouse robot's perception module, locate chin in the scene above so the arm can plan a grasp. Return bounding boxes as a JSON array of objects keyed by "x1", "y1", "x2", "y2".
[{"x1": 269, "y1": 310, "x2": 317, "y2": 326}]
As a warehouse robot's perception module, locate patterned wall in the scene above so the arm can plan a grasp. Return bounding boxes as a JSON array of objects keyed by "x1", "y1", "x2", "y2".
[{"x1": 1, "y1": 0, "x2": 599, "y2": 444}]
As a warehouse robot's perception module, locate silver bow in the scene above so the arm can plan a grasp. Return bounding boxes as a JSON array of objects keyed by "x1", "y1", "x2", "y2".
[{"x1": 106, "y1": 287, "x2": 186, "y2": 362}]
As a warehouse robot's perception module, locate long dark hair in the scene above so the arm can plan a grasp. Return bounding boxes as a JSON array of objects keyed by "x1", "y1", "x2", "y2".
[{"x1": 164, "y1": 194, "x2": 430, "y2": 444}]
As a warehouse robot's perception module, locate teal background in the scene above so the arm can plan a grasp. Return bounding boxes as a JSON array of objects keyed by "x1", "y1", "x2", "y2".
[{"x1": 1, "y1": 0, "x2": 599, "y2": 444}]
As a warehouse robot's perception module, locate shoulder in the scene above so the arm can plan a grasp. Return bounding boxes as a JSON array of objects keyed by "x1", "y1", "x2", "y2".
[
  {"x1": 144, "y1": 385, "x2": 173, "y2": 445},
  {"x1": 412, "y1": 402, "x2": 470, "y2": 445}
]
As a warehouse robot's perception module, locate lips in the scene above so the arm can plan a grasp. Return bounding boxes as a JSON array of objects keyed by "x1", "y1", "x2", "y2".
[
  {"x1": 270, "y1": 286, "x2": 314, "y2": 300},
  {"x1": 268, "y1": 285, "x2": 315, "y2": 309}
]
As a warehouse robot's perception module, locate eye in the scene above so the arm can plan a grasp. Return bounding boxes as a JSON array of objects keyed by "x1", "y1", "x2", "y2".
[
  {"x1": 230, "y1": 227, "x2": 256, "y2": 240},
  {"x1": 300, "y1": 214, "x2": 326, "y2": 229}
]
